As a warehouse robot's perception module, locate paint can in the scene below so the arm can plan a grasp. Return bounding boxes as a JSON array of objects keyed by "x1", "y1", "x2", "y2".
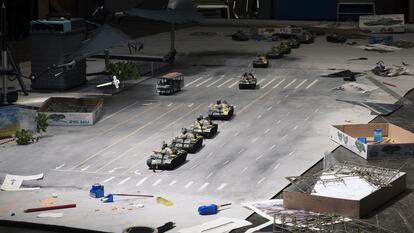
[
  {"x1": 89, "y1": 183, "x2": 104, "y2": 198},
  {"x1": 357, "y1": 137, "x2": 367, "y2": 143},
  {"x1": 374, "y1": 129, "x2": 383, "y2": 143}
]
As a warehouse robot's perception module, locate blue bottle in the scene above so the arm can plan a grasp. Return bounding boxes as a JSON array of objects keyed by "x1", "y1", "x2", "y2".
[{"x1": 374, "y1": 129, "x2": 383, "y2": 143}]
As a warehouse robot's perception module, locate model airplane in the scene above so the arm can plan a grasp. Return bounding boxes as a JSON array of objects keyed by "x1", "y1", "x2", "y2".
[{"x1": 96, "y1": 75, "x2": 120, "y2": 89}]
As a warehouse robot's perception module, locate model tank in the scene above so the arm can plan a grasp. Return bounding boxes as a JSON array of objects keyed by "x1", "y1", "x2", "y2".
[
  {"x1": 147, "y1": 143, "x2": 187, "y2": 170},
  {"x1": 239, "y1": 72, "x2": 257, "y2": 89},
  {"x1": 326, "y1": 34, "x2": 347, "y2": 43},
  {"x1": 278, "y1": 42, "x2": 291, "y2": 55},
  {"x1": 364, "y1": 18, "x2": 403, "y2": 26},
  {"x1": 286, "y1": 39, "x2": 300, "y2": 49},
  {"x1": 232, "y1": 30, "x2": 249, "y2": 41},
  {"x1": 296, "y1": 32, "x2": 314, "y2": 44},
  {"x1": 208, "y1": 100, "x2": 234, "y2": 121},
  {"x1": 253, "y1": 55, "x2": 269, "y2": 68},
  {"x1": 171, "y1": 128, "x2": 203, "y2": 153},
  {"x1": 266, "y1": 46, "x2": 283, "y2": 59},
  {"x1": 190, "y1": 115, "x2": 218, "y2": 139}
]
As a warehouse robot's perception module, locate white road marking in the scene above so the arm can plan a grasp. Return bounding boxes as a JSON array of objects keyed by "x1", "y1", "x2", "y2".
[
  {"x1": 228, "y1": 80, "x2": 239, "y2": 88},
  {"x1": 198, "y1": 183, "x2": 209, "y2": 191},
  {"x1": 262, "y1": 79, "x2": 276, "y2": 88},
  {"x1": 273, "y1": 79, "x2": 285, "y2": 89},
  {"x1": 296, "y1": 105, "x2": 302, "y2": 109},
  {"x1": 255, "y1": 154, "x2": 263, "y2": 161},
  {"x1": 257, "y1": 177, "x2": 266, "y2": 184},
  {"x1": 207, "y1": 152, "x2": 214, "y2": 158},
  {"x1": 286, "y1": 112, "x2": 291, "y2": 116},
  {"x1": 185, "y1": 77, "x2": 203, "y2": 87},
  {"x1": 269, "y1": 144, "x2": 276, "y2": 150},
  {"x1": 240, "y1": 167, "x2": 248, "y2": 174},
  {"x1": 246, "y1": 123, "x2": 251, "y2": 127},
  {"x1": 102, "y1": 176, "x2": 115, "y2": 183},
  {"x1": 314, "y1": 108, "x2": 320, "y2": 113},
  {"x1": 217, "y1": 183, "x2": 227, "y2": 191},
  {"x1": 233, "y1": 132, "x2": 240, "y2": 137},
  {"x1": 237, "y1": 149, "x2": 245, "y2": 154},
  {"x1": 276, "y1": 120, "x2": 281, "y2": 124},
  {"x1": 283, "y1": 79, "x2": 297, "y2": 89},
  {"x1": 293, "y1": 125, "x2": 299, "y2": 131},
  {"x1": 288, "y1": 151, "x2": 295, "y2": 156},
  {"x1": 190, "y1": 164, "x2": 199, "y2": 170},
  {"x1": 153, "y1": 179, "x2": 162, "y2": 186},
  {"x1": 195, "y1": 77, "x2": 213, "y2": 87},
  {"x1": 206, "y1": 172, "x2": 213, "y2": 179},
  {"x1": 184, "y1": 181, "x2": 194, "y2": 189},
  {"x1": 142, "y1": 103, "x2": 153, "y2": 106},
  {"x1": 167, "y1": 102, "x2": 173, "y2": 107},
  {"x1": 306, "y1": 79, "x2": 318, "y2": 89},
  {"x1": 134, "y1": 170, "x2": 141, "y2": 175},
  {"x1": 267, "y1": 106, "x2": 272, "y2": 111},
  {"x1": 257, "y1": 114, "x2": 262, "y2": 119},
  {"x1": 188, "y1": 103, "x2": 194, "y2": 107},
  {"x1": 257, "y1": 79, "x2": 266, "y2": 85},
  {"x1": 169, "y1": 180, "x2": 177, "y2": 186},
  {"x1": 285, "y1": 94, "x2": 290, "y2": 98},
  {"x1": 282, "y1": 134, "x2": 288, "y2": 140},
  {"x1": 264, "y1": 128, "x2": 270, "y2": 134},
  {"x1": 55, "y1": 164, "x2": 65, "y2": 170},
  {"x1": 100, "y1": 101, "x2": 139, "y2": 122},
  {"x1": 221, "y1": 142, "x2": 227, "y2": 147},
  {"x1": 304, "y1": 116, "x2": 310, "y2": 122},
  {"x1": 217, "y1": 78, "x2": 234, "y2": 88},
  {"x1": 118, "y1": 177, "x2": 131, "y2": 185},
  {"x1": 108, "y1": 167, "x2": 124, "y2": 173},
  {"x1": 136, "y1": 177, "x2": 147, "y2": 186},
  {"x1": 206, "y1": 78, "x2": 223, "y2": 87},
  {"x1": 250, "y1": 138, "x2": 258, "y2": 143},
  {"x1": 295, "y1": 79, "x2": 307, "y2": 89},
  {"x1": 81, "y1": 166, "x2": 90, "y2": 171},
  {"x1": 273, "y1": 163, "x2": 281, "y2": 170},
  {"x1": 223, "y1": 160, "x2": 231, "y2": 166},
  {"x1": 276, "y1": 100, "x2": 281, "y2": 104}
]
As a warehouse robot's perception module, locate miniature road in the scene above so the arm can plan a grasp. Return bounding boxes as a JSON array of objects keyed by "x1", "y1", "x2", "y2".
[{"x1": 1, "y1": 26, "x2": 414, "y2": 232}]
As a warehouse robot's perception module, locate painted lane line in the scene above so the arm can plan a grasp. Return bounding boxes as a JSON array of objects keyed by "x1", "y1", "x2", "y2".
[
  {"x1": 190, "y1": 164, "x2": 199, "y2": 170},
  {"x1": 159, "y1": 104, "x2": 202, "y2": 132},
  {"x1": 264, "y1": 128, "x2": 270, "y2": 134},
  {"x1": 108, "y1": 167, "x2": 124, "y2": 173},
  {"x1": 262, "y1": 79, "x2": 276, "y2": 88},
  {"x1": 296, "y1": 105, "x2": 302, "y2": 109},
  {"x1": 306, "y1": 79, "x2": 318, "y2": 89},
  {"x1": 199, "y1": 183, "x2": 209, "y2": 191},
  {"x1": 206, "y1": 172, "x2": 213, "y2": 179},
  {"x1": 304, "y1": 116, "x2": 310, "y2": 122},
  {"x1": 188, "y1": 103, "x2": 194, "y2": 107},
  {"x1": 185, "y1": 77, "x2": 203, "y2": 87},
  {"x1": 217, "y1": 78, "x2": 234, "y2": 88},
  {"x1": 283, "y1": 79, "x2": 297, "y2": 89},
  {"x1": 195, "y1": 77, "x2": 213, "y2": 87},
  {"x1": 228, "y1": 80, "x2": 239, "y2": 88},
  {"x1": 100, "y1": 101, "x2": 139, "y2": 123},
  {"x1": 276, "y1": 100, "x2": 281, "y2": 104},
  {"x1": 207, "y1": 152, "x2": 214, "y2": 158},
  {"x1": 118, "y1": 177, "x2": 131, "y2": 185},
  {"x1": 269, "y1": 144, "x2": 276, "y2": 150},
  {"x1": 286, "y1": 112, "x2": 291, "y2": 116},
  {"x1": 221, "y1": 142, "x2": 227, "y2": 147},
  {"x1": 282, "y1": 134, "x2": 288, "y2": 140},
  {"x1": 142, "y1": 103, "x2": 153, "y2": 106},
  {"x1": 223, "y1": 160, "x2": 231, "y2": 166},
  {"x1": 233, "y1": 132, "x2": 240, "y2": 137},
  {"x1": 102, "y1": 176, "x2": 115, "y2": 183},
  {"x1": 267, "y1": 106, "x2": 273, "y2": 111},
  {"x1": 134, "y1": 170, "x2": 141, "y2": 175},
  {"x1": 55, "y1": 164, "x2": 65, "y2": 170},
  {"x1": 240, "y1": 167, "x2": 248, "y2": 174},
  {"x1": 237, "y1": 149, "x2": 245, "y2": 154},
  {"x1": 153, "y1": 179, "x2": 162, "y2": 186},
  {"x1": 250, "y1": 138, "x2": 258, "y2": 143},
  {"x1": 256, "y1": 79, "x2": 266, "y2": 85},
  {"x1": 246, "y1": 123, "x2": 251, "y2": 127},
  {"x1": 257, "y1": 114, "x2": 262, "y2": 119},
  {"x1": 276, "y1": 120, "x2": 281, "y2": 124},
  {"x1": 81, "y1": 166, "x2": 90, "y2": 171},
  {"x1": 169, "y1": 180, "x2": 177, "y2": 186},
  {"x1": 217, "y1": 183, "x2": 227, "y2": 191},
  {"x1": 314, "y1": 108, "x2": 320, "y2": 113},
  {"x1": 136, "y1": 177, "x2": 147, "y2": 186},
  {"x1": 206, "y1": 78, "x2": 223, "y2": 87},
  {"x1": 185, "y1": 181, "x2": 194, "y2": 189},
  {"x1": 255, "y1": 154, "x2": 263, "y2": 161},
  {"x1": 257, "y1": 177, "x2": 266, "y2": 184},
  {"x1": 293, "y1": 125, "x2": 299, "y2": 131},
  {"x1": 273, "y1": 163, "x2": 281, "y2": 170},
  {"x1": 295, "y1": 79, "x2": 307, "y2": 89},
  {"x1": 288, "y1": 151, "x2": 295, "y2": 156},
  {"x1": 167, "y1": 102, "x2": 173, "y2": 107},
  {"x1": 73, "y1": 105, "x2": 181, "y2": 170},
  {"x1": 272, "y1": 79, "x2": 286, "y2": 89},
  {"x1": 285, "y1": 94, "x2": 290, "y2": 98}
]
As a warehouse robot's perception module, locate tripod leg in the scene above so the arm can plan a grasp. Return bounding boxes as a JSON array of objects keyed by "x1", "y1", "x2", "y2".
[{"x1": 7, "y1": 48, "x2": 28, "y2": 95}]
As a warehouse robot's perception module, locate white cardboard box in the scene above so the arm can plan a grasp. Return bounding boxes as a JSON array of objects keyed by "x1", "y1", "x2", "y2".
[{"x1": 359, "y1": 14, "x2": 405, "y2": 33}]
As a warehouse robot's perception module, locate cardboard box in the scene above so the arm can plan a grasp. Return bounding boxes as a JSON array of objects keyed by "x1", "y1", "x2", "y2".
[
  {"x1": 38, "y1": 97, "x2": 103, "y2": 126},
  {"x1": 330, "y1": 123, "x2": 414, "y2": 159},
  {"x1": 283, "y1": 172, "x2": 406, "y2": 219},
  {"x1": 359, "y1": 14, "x2": 405, "y2": 33},
  {"x1": 0, "y1": 105, "x2": 36, "y2": 138}
]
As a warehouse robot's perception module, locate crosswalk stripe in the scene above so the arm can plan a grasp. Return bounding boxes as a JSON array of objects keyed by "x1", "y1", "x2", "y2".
[
  {"x1": 261, "y1": 79, "x2": 276, "y2": 88},
  {"x1": 185, "y1": 181, "x2": 194, "y2": 189},
  {"x1": 272, "y1": 79, "x2": 286, "y2": 89},
  {"x1": 228, "y1": 80, "x2": 239, "y2": 88},
  {"x1": 257, "y1": 79, "x2": 266, "y2": 85},
  {"x1": 153, "y1": 179, "x2": 162, "y2": 186},
  {"x1": 185, "y1": 77, "x2": 203, "y2": 87},
  {"x1": 198, "y1": 182, "x2": 209, "y2": 191},
  {"x1": 283, "y1": 79, "x2": 297, "y2": 89},
  {"x1": 169, "y1": 180, "x2": 177, "y2": 186},
  {"x1": 195, "y1": 77, "x2": 213, "y2": 87},
  {"x1": 217, "y1": 183, "x2": 227, "y2": 191},
  {"x1": 136, "y1": 177, "x2": 147, "y2": 186},
  {"x1": 118, "y1": 177, "x2": 131, "y2": 185},
  {"x1": 206, "y1": 78, "x2": 223, "y2": 87},
  {"x1": 102, "y1": 176, "x2": 115, "y2": 183},
  {"x1": 217, "y1": 78, "x2": 234, "y2": 88},
  {"x1": 295, "y1": 79, "x2": 307, "y2": 89},
  {"x1": 306, "y1": 79, "x2": 318, "y2": 89}
]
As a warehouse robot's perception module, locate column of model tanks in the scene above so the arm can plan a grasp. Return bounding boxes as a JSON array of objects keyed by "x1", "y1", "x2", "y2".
[{"x1": 147, "y1": 100, "x2": 235, "y2": 171}]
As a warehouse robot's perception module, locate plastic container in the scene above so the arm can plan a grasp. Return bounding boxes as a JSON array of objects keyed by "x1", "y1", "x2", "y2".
[
  {"x1": 90, "y1": 183, "x2": 104, "y2": 198},
  {"x1": 373, "y1": 129, "x2": 383, "y2": 143},
  {"x1": 357, "y1": 137, "x2": 367, "y2": 144}
]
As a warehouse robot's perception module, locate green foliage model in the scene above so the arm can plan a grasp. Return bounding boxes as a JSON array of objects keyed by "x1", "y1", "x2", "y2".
[
  {"x1": 36, "y1": 113, "x2": 49, "y2": 133},
  {"x1": 105, "y1": 62, "x2": 140, "y2": 81},
  {"x1": 15, "y1": 129, "x2": 36, "y2": 145}
]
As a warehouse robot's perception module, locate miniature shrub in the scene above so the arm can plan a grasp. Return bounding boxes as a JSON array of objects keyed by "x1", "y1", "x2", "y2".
[
  {"x1": 36, "y1": 113, "x2": 49, "y2": 133},
  {"x1": 105, "y1": 61, "x2": 140, "y2": 81},
  {"x1": 15, "y1": 129, "x2": 35, "y2": 145}
]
